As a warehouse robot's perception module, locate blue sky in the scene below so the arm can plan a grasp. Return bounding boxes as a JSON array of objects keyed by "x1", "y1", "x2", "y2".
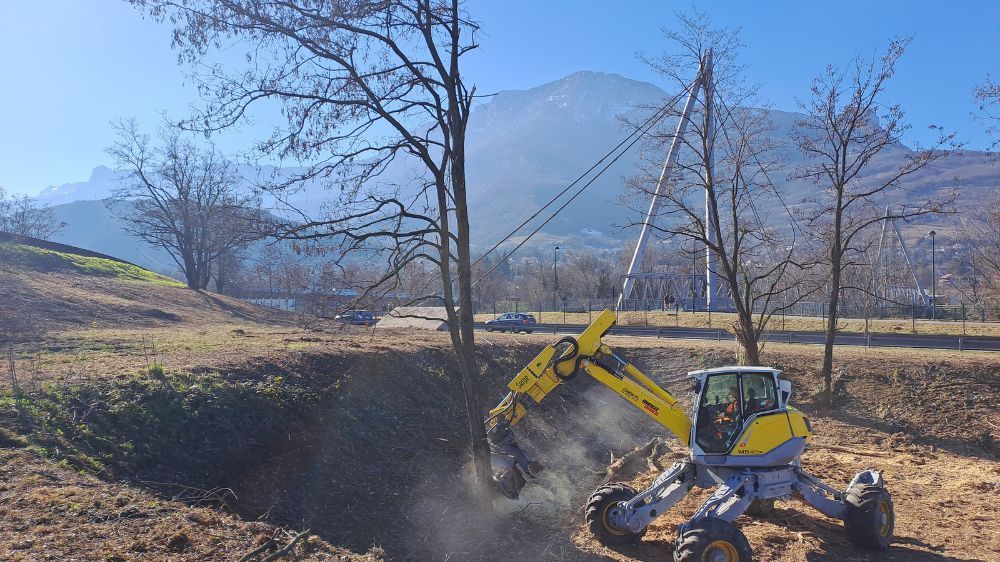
[{"x1": 1, "y1": 0, "x2": 997, "y2": 195}]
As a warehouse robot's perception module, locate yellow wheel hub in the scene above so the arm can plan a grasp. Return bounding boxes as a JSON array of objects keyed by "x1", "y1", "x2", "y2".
[
  {"x1": 879, "y1": 501, "x2": 891, "y2": 536},
  {"x1": 603, "y1": 503, "x2": 628, "y2": 536},
  {"x1": 703, "y1": 540, "x2": 739, "y2": 562}
]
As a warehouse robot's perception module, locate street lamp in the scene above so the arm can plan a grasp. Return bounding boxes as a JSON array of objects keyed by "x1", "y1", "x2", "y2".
[
  {"x1": 929, "y1": 231, "x2": 936, "y2": 320},
  {"x1": 553, "y1": 246, "x2": 560, "y2": 315}
]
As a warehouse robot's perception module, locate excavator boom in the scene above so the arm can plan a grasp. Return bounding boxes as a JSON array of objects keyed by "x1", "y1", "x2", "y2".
[{"x1": 485, "y1": 310, "x2": 692, "y2": 497}]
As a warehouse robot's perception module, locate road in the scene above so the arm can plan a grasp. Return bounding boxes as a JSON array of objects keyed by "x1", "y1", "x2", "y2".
[{"x1": 475, "y1": 323, "x2": 1000, "y2": 351}]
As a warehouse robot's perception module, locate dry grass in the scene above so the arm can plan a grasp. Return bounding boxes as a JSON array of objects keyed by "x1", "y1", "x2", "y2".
[
  {"x1": 1, "y1": 268, "x2": 292, "y2": 335},
  {"x1": 8, "y1": 318, "x2": 996, "y2": 392},
  {"x1": 475, "y1": 310, "x2": 1000, "y2": 337}
]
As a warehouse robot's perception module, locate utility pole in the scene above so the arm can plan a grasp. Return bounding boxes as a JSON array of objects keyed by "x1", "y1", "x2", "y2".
[
  {"x1": 691, "y1": 240, "x2": 697, "y2": 311},
  {"x1": 702, "y1": 49, "x2": 717, "y2": 312},
  {"x1": 553, "y1": 245, "x2": 560, "y2": 316},
  {"x1": 929, "y1": 230, "x2": 936, "y2": 320}
]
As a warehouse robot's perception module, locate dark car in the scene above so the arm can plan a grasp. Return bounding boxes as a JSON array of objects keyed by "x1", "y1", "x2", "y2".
[
  {"x1": 485, "y1": 312, "x2": 537, "y2": 334},
  {"x1": 334, "y1": 310, "x2": 378, "y2": 326}
]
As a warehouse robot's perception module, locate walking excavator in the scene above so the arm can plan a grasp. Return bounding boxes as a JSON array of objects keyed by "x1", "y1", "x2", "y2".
[{"x1": 485, "y1": 309, "x2": 894, "y2": 562}]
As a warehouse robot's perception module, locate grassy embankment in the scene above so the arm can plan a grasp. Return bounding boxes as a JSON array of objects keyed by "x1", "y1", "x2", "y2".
[{"x1": 0, "y1": 242, "x2": 184, "y2": 287}]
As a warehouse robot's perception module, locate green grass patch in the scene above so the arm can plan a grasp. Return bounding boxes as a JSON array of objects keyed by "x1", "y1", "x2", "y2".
[
  {"x1": 0, "y1": 369, "x2": 320, "y2": 480},
  {"x1": 0, "y1": 243, "x2": 183, "y2": 286}
]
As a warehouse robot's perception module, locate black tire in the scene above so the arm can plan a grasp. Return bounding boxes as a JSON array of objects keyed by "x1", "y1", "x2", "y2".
[
  {"x1": 744, "y1": 498, "x2": 775, "y2": 518},
  {"x1": 525, "y1": 330, "x2": 533, "y2": 334},
  {"x1": 674, "y1": 517, "x2": 753, "y2": 562},
  {"x1": 585, "y1": 483, "x2": 643, "y2": 545},
  {"x1": 486, "y1": 327, "x2": 493, "y2": 332},
  {"x1": 844, "y1": 484, "x2": 894, "y2": 551}
]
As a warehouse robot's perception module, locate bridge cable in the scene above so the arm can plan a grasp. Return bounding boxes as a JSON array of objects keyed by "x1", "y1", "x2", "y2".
[
  {"x1": 471, "y1": 86, "x2": 693, "y2": 287},
  {"x1": 471, "y1": 84, "x2": 693, "y2": 272},
  {"x1": 472, "y1": 88, "x2": 691, "y2": 287}
]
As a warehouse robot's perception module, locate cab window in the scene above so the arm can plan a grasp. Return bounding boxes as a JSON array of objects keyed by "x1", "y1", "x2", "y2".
[
  {"x1": 695, "y1": 373, "x2": 742, "y2": 454},
  {"x1": 742, "y1": 373, "x2": 778, "y2": 417}
]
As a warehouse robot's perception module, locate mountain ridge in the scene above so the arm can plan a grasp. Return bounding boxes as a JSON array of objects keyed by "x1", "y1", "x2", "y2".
[{"x1": 22, "y1": 70, "x2": 998, "y2": 271}]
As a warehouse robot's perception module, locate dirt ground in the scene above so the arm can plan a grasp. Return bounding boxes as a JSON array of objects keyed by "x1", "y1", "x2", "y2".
[
  {"x1": 1, "y1": 279, "x2": 997, "y2": 562},
  {"x1": 0, "y1": 446, "x2": 384, "y2": 561}
]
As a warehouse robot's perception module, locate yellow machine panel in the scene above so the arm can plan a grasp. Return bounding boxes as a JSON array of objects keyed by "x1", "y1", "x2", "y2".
[
  {"x1": 786, "y1": 407, "x2": 812, "y2": 439},
  {"x1": 731, "y1": 412, "x2": 794, "y2": 456}
]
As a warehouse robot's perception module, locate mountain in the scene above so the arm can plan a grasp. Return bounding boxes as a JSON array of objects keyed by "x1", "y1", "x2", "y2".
[
  {"x1": 36, "y1": 166, "x2": 123, "y2": 205},
  {"x1": 29, "y1": 71, "x2": 1000, "y2": 271},
  {"x1": 463, "y1": 71, "x2": 669, "y2": 247}
]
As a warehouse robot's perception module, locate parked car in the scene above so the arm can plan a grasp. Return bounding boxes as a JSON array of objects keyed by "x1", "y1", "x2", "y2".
[
  {"x1": 334, "y1": 310, "x2": 378, "y2": 326},
  {"x1": 485, "y1": 312, "x2": 537, "y2": 333}
]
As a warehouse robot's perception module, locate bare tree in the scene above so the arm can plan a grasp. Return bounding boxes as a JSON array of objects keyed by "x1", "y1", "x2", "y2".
[
  {"x1": 561, "y1": 249, "x2": 617, "y2": 302},
  {"x1": 795, "y1": 38, "x2": 957, "y2": 411},
  {"x1": 953, "y1": 188, "x2": 1000, "y2": 308},
  {"x1": 107, "y1": 120, "x2": 262, "y2": 290},
  {"x1": 213, "y1": 247, "x2": 245, "y2": 294},
  {"x1": 974, "y1": 75, "x2": 999, "y2": 152},
  {"x1": 128, "y1": 0, "x2": 493, "y2": 487},
  {"x1": 0, "y1": 187, "x2": 65, "y2": 240},
  {"x1": 628, "y1": 12, "x2": 813, "y2": 365}
]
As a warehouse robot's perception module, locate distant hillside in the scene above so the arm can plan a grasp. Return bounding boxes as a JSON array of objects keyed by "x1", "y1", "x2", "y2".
[
  {"x1": 28, "y1": 71, "x2": 1000, "y2": 268},
  {"x1": 48, "y1": 199, "x2": 178, "y2": 274},
  {"x1": 0, "y1": 237, "x2": 290, "y2": 335}
]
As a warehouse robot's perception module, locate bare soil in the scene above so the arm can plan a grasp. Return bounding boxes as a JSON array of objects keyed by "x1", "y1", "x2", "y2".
[{"x1": 0, "y1": 446, "x2": 383, "y2": 561}]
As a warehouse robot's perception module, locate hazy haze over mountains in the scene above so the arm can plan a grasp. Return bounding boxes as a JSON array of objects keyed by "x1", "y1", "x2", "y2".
[{"x1": 31, "y1": 71, "x2": 999, "y2": 271}]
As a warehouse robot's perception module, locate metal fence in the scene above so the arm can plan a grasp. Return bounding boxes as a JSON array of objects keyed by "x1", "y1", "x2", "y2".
[
  {"x1": 244, "y1": 298, "x2": 297, "y2": 311},
  {"x1": 475, "y1": 298, "x2": 1000, "y2": 329}
]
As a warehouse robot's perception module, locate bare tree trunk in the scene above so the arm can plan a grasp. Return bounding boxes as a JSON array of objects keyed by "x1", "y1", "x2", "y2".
[
  {"x1": 734, "y1": 310, "x2": 761, "y2": 365},
  {"x1": 182, "y1": 251, "x2": 199, "y2": 290},
  {"x1": 821, "y1": 267, "x2": 840, "y2": 414},
  {"x1": 820, "y1": 212, "x2": 844, "y2": 414},
  {"x1": 454, "y1": 200, "x2": 491, "y2": 491},
  {"x1": 449, "y1": 88, "x2": 491, "y2": 489},
  {"x1": 215, "y1": 261, "x2": 227, "y2": 294}
]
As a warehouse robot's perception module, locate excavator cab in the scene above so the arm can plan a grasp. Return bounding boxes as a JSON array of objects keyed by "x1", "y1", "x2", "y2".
[
  {"x1": 691, "y1": 369, "x2": 784, "y2": 455},
  {"x1": 687, "y1": 367, "x2": 809, "y2": 466}
]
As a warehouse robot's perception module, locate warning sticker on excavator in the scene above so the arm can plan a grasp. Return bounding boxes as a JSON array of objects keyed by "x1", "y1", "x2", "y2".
[{"x1": 641, "y1": 400, "x2": 660, "y2": 416}]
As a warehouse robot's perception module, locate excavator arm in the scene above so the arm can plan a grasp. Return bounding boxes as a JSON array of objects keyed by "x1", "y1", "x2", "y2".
[{"x1": 485, "y1": 309, "x2": 692, "y2": 498}]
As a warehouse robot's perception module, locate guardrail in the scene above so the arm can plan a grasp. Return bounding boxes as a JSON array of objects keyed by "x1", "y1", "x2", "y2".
[{"x1": 474, "y1": 323, "x2": 1000, "y2": 352}]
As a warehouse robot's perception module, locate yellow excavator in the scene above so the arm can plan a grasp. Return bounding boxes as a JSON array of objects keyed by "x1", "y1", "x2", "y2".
[{"x1": 485, "y1": 309, "x2": 894, "y2": 562}]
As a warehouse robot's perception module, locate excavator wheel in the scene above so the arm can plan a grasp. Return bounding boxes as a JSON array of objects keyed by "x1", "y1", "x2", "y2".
[
  {"x1": 844, "y1": 483, "x2": 894, "y2": 551},
  {"x1": 585, "y1": 483, "x2": 644, "y2": 545},
  {"x1": 674, "y1": 517, "x2": 752, "y2": 562}
]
